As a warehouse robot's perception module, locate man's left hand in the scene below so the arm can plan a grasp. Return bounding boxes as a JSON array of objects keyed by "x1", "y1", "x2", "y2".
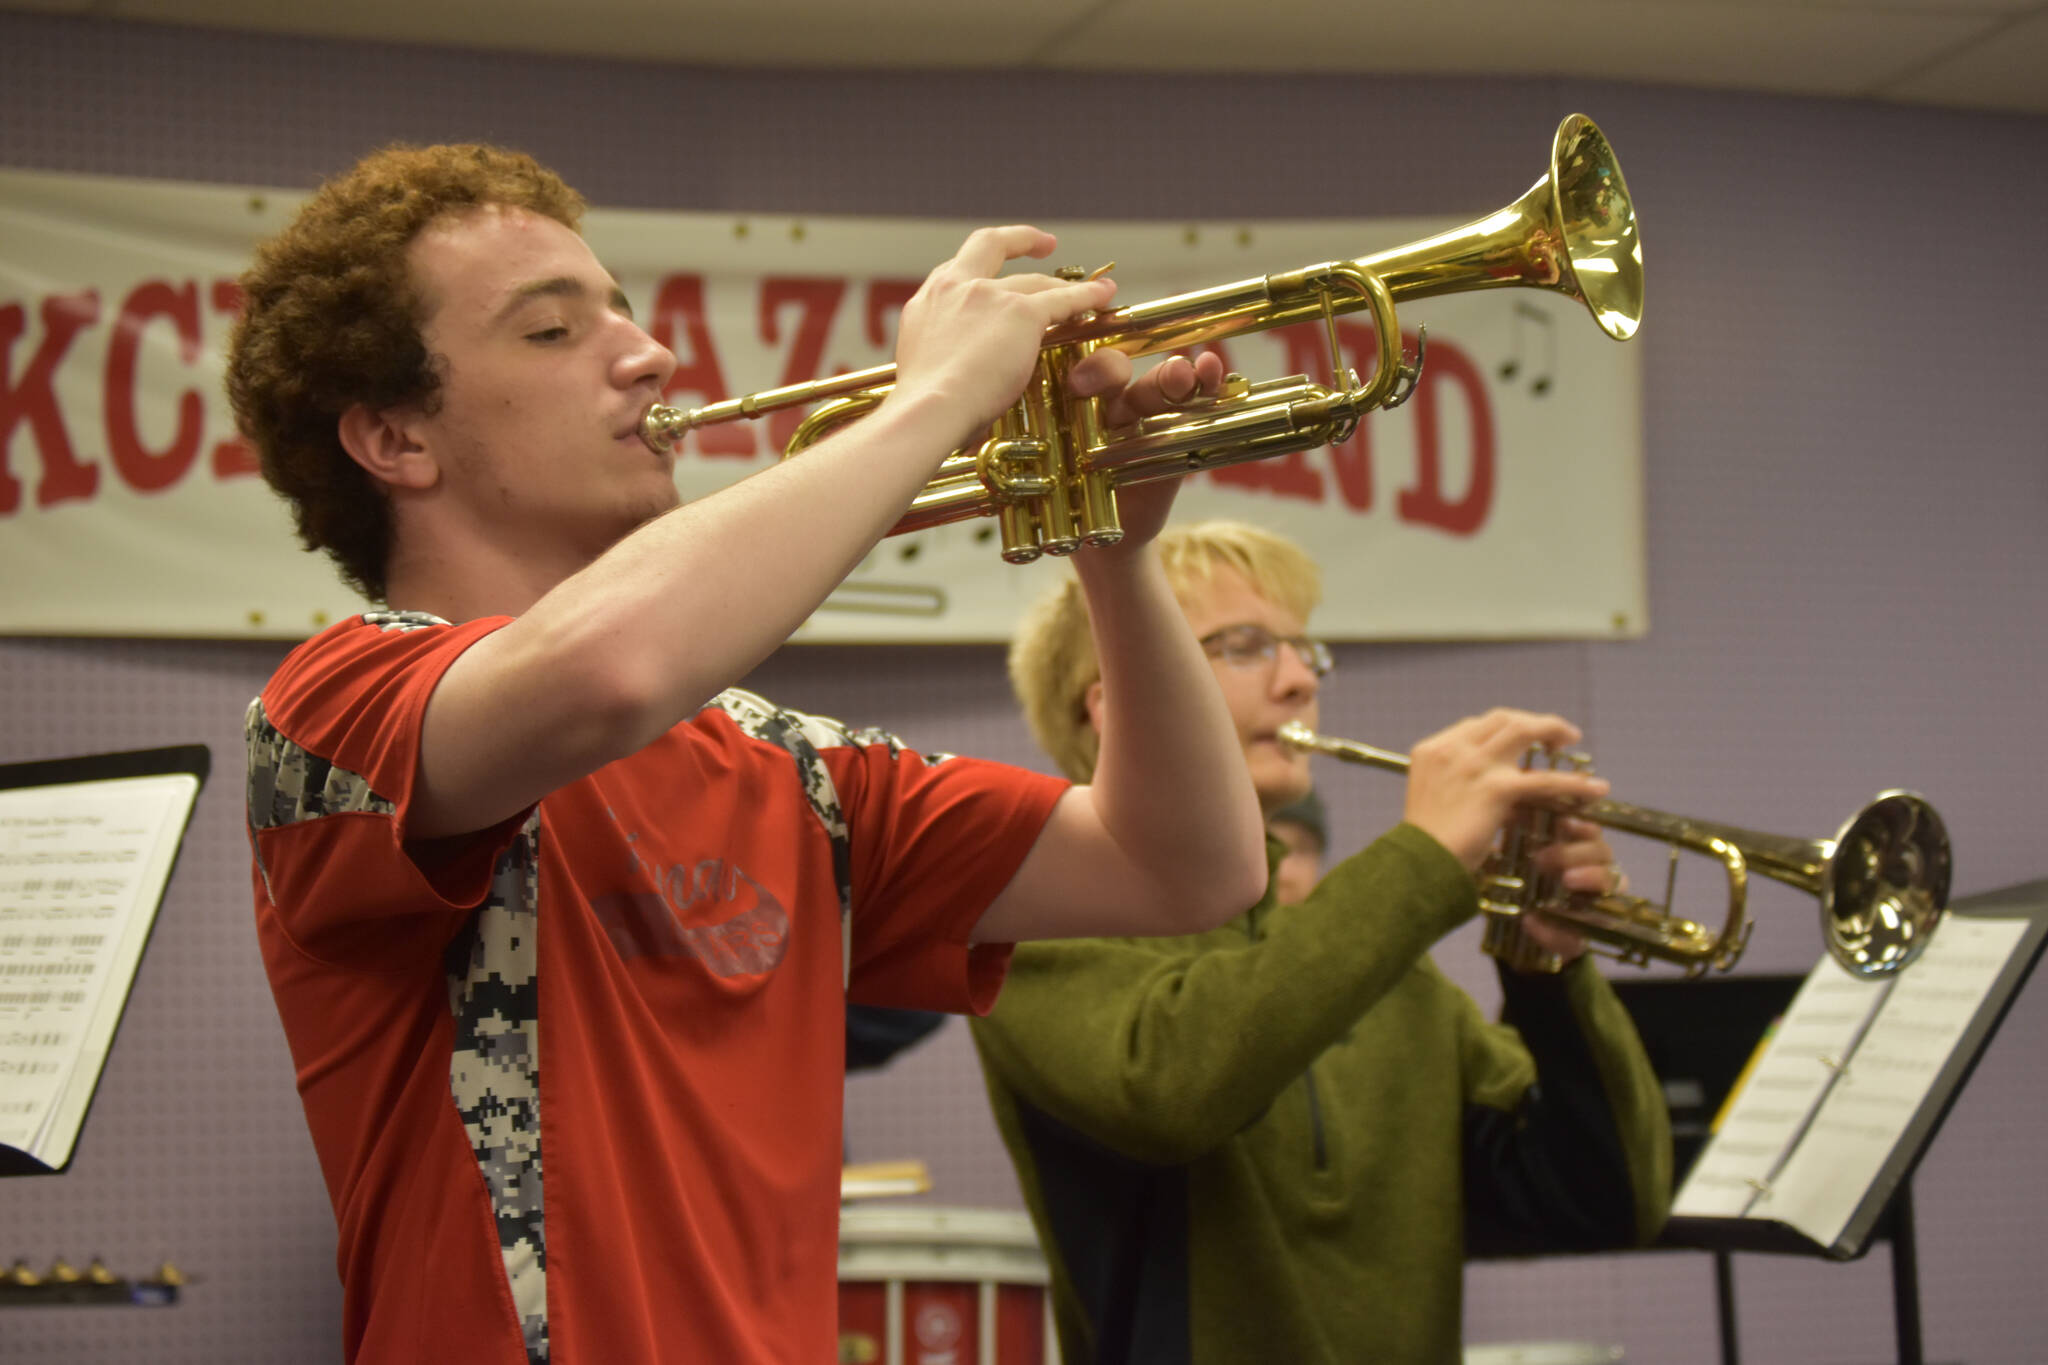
[
  {"x1": 1062, "y1": 350, "x2": 1229, "y2": 548},
  {"x1": 1518, "y1": 815, "x2": 1630, "y2": 969}
]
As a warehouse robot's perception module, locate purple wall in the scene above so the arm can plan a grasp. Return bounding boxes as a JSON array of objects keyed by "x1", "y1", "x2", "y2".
[{"x1": 3, "y1": 13, "x2": 2044, "y2": 1362}]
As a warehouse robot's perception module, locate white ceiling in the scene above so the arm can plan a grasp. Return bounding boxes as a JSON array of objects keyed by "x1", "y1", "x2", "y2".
[{"x1": 14, "y1": 0, "x2": 2048, "y2": 116}]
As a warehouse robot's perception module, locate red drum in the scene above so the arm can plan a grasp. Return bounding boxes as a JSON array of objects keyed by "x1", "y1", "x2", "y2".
[{"x1": 837, "y1": 1206, "x2": 1055, "y2": 1365}]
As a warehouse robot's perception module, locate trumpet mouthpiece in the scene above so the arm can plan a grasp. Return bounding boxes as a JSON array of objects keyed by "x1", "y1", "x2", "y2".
[{"x1": 640, "y1": 403, "x2": 689, "y2": 453}]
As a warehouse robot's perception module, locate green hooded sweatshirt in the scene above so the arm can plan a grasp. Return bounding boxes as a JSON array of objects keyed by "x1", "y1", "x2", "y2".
[{"x1": 970, "y1": 822, "x2": 1672, "y2": 1365}]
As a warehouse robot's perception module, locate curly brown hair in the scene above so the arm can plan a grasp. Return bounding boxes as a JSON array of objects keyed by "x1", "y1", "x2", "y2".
[{"x1": 225, "y1": 143, "x2": 586, "y2": 601}]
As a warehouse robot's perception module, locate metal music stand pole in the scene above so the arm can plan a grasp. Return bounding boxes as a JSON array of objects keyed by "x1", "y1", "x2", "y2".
[
  {"x1": 1888, "y1": 1181, "x2": 1924, "y2": 1365},
  {"x1": 1713, "y1": 1249, "x2": 1740, "y2": 1365}
]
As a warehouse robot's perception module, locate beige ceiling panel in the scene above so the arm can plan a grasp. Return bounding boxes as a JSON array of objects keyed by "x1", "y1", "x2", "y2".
[
  {"x1": 1041, "y1": 0, "x2": 1995, "y2": 95},
  {"x1": 1621, "y1": 0, "x2": 2037, "y2": 11},
  {"x1": 1880, "y1": 8, "x2": 2048, "y2": 111},
  {"x1": 99, "y1": 0, "x2": 1099, "y2": 66},
  {"x1": 34, "y1": 0, "x2": 2048, "y2": 114}
]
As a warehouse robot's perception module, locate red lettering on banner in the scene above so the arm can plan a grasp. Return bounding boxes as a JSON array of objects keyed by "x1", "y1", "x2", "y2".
[
  {"x1": 1208, "y1": 324, "x2": 1388, "y2": 508},
  {"x1": 105, "y1": 279, "x2": 204, "y2": 493},
  {"x1": 759, "y1": 277, "x2": 846, "y2": 454},
  {"x1": 865, "y1": 279, "x2": 919, "y2": 348},
  {"x1": 649, "y1": 273, "x2": 753, "y2": 458},
  {"x1": 1396, "y1": 338, "x2": 1494, "y2": 535},
  {"x1": 1223, "y1": 447, "x2": 1326, "y2": 501},
  {"x1": 209, "y1": 279, "x2": 260, "y2": 478},
  {"x1": 1, "y1": 290, "x2": 102, "y2": 515},
  {"x1": 1207, "y1": 330, "x2": 1333, "y2": 504},
  {"x1": 1199, "y1": 321, "x2": 1496, "y2": 532}
]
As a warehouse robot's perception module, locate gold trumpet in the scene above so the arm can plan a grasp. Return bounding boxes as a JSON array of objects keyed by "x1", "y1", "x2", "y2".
[
  {"x1": 1276, "y1": 723, "x2": 1952, "y2": 980},
  {"x1": 641, "y1": 114, "x2": 1642, "y2": 563}
]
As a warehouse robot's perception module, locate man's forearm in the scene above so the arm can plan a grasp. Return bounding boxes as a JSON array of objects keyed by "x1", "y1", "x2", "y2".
[
  {"x1": 1076, "y1": 546, "x2": 1266, "y2": 929},
  {"x1": 413, "y1": 389, "x2": 976, "y2": 839},
  {"x1": 1466, "y1": 963, "x2": 1674, "y2": 1252}
]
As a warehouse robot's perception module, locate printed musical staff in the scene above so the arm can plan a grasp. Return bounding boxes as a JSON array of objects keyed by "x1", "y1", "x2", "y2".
[
  {"x1": 1673, "y1": 912, "x2": 2032, "y2": 1248},
  {"x1": 0, "y1": 765, "x2": 202, "y2": 1172}
]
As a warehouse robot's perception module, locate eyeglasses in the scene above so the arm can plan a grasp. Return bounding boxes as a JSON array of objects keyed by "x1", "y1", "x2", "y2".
[{"x1": 1198, "y1": 624, "x2": 1334, "y2": 679}]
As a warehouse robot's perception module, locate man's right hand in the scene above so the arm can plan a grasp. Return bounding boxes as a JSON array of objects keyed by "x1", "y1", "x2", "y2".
[
  {"x1": 1401, "y1": 708, "x2": 1610, "y2": 872},
  {"x1": 887, "y1": 226, "x2": 1118, "y2": 447}
]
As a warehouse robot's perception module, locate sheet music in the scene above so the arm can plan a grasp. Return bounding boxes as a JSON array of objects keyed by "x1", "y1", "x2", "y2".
[
  {"x1": 1765, "y1": 913, "x2": 2029, "y2": 1246},
  {"x1": 1672, "y1": 912, "x2": 2031, "y2": 1243},
  {"x1": 1671, "y1": 966, "x2": 1886, "y2": 1217},
  {"x1": 0, "y1": 773, "x2": 199, "y2": 1167}
]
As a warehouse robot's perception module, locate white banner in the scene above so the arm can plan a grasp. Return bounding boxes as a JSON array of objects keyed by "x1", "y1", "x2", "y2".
[{"x1": 0, "y1": 167, "x2": 1644, "y2": 642}]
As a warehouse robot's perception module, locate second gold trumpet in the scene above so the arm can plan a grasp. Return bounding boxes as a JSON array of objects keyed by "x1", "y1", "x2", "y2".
[
  {"x1": 1277, "y1": 723, "x2": 1951, "y2": 980},
  {"x1": 641, "y1": 114, "x2": 1643, "y2": 564}
]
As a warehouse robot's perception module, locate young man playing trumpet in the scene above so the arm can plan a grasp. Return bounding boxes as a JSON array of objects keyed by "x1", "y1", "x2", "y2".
[
  {"x1": 975, "y1": 519, "x2": 1672, "y2": 1365},
  {"x1": 229, "y1": 143, "x2": 1268, "y2": 1365}
]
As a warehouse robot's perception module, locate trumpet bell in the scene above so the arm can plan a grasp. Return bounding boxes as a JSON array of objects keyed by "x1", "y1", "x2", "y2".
[
  {"x1": 1547, "y1": 114, "x2": 1643, "y2": 342},
  {"x1": 1358, "y1": 112, "x2": 1642, "y2": 343},
  {"x1": 1821, "y1": 791, "x2": 1951, "y2": 977}
]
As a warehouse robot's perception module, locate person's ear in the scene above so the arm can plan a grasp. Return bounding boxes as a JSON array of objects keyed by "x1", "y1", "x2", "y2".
[
  {"x1": 1082, "y1": 679, "x2": 1106, "y2": 738},
  {"x1": 338, "y1": 402, "x2": 440, "y2": 491}
]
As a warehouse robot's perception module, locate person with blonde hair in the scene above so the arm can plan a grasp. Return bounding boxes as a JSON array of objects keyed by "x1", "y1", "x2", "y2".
[{"x1": 975, "y1": 518, "x2": 1671, "y2": 1365}]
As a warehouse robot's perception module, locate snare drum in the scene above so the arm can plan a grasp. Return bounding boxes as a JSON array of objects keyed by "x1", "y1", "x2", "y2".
[{"x1": 838, "y1": 1205, "x2": 1055, "y2": 1365}]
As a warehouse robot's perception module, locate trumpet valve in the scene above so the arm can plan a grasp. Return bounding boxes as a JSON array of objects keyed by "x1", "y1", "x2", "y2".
[
  {"x1": 1001, "y1": 520, "x2": 1053, "y2": 563},
  {"x1": 1479, "y1": 870, "x2": 1528, "y2": 914},
  {"x1": 1073, "y1": 463, "x2": 1124, "y2": 551}
]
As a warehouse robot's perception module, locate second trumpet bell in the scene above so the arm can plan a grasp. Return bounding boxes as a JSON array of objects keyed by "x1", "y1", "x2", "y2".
[{"x1": 1276, "y1": 722, "x2": 1950, "y2": 979}]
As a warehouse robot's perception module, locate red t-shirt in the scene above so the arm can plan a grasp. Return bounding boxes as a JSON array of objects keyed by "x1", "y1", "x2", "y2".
[{"x1": 246, "y1": 611, "x2": 1065, "y2": 1364}]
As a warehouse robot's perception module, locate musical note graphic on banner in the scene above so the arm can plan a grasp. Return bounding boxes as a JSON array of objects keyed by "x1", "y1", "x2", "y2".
[{"x1": 1498, "y1": 301, "x2": 1556, "y2": 395}]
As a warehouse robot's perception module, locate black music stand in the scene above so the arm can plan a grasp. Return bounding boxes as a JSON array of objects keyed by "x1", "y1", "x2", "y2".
[
  {"x1": 1611, "y1": 973, "x2": 1802, "y2": 1365},
  {"x1": 0, "y1": 744, "x2": 208, "y2": 1178},
  {"x1": 1643, "y1": 879, "x2": 2048, "y2": 1365}
]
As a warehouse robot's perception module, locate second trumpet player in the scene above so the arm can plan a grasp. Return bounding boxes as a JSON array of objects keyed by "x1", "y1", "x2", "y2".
[{"x1": 974, "y1": 519, "x2": 1671, "y2": 1365}]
